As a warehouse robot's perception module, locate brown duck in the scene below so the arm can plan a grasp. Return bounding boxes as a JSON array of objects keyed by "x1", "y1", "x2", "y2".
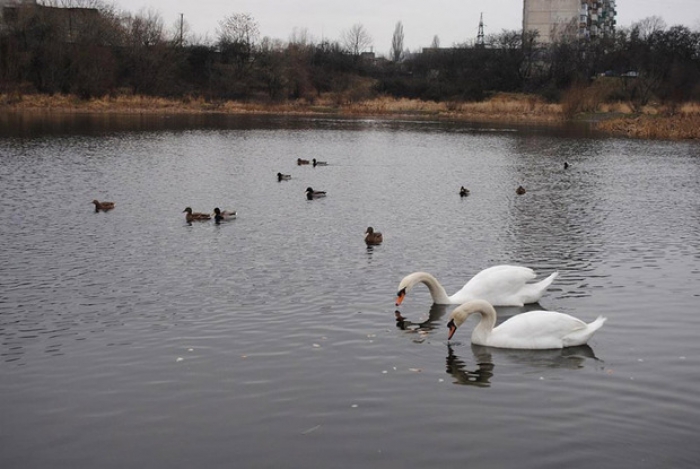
[
  {"x1": 365, "y1": 226, "x2": 384, "y2": 245},
  {"x1": 92, "y1": 200, "x2": 115, "y2": 212},
  {"x1": 183, "y1": 207, "x2": 211, "y2": 222}
]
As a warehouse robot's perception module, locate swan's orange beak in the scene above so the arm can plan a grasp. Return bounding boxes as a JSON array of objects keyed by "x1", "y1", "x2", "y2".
[
  {"x1": 447, "y1": 319, "x2": 457, "y2": 340},
  {"x1": 395, "y1": 289, "x2": 406, "y2": 306}
]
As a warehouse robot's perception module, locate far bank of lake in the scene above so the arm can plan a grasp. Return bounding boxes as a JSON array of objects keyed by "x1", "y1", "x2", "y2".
[{"x1": 2, "y1": 92, "x2": 699, "y2": 140}]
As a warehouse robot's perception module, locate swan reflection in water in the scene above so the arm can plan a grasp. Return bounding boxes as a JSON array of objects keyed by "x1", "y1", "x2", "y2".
[
  {"x1": 395, "y1": 303, "x2": 540, "y2": 344},
  {"x1": 446, "y1": 344, "x2": 495, "y2": 387},
  {"x1": 397, "y1": 303, "x2": 602, "y2": 381},
  {"x1": 395, "y1": 304, "x2": 449, "y2": 343},
  {"x1": 446, "y1": 343, "x2": 600, "y2": 387}
]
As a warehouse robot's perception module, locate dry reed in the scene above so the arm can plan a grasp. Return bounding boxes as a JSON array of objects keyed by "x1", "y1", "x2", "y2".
[
  {"x1": 596, "y1": 113, "x2": 700, "y2": 139},
  {"x1": 3, "y1": 91, "x2": 700, "y2": 139}
]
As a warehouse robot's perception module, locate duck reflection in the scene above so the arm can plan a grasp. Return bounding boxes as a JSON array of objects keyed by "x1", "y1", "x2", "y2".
[{"x1": 446, "y1": 343, "x2": 599, "y2": 387}]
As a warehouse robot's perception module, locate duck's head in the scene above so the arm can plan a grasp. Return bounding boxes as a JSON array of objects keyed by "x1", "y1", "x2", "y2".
[
  {"x1": 306, "y1": 187, "x2": 314, "y2": 193},
  {"x1": 366, "y1": 227, "x2": 374, "y2": 235},
  {"x1": 183, "y1": 207, "x2": 193, "y2": 214},
  {"x1": 213, "y1": 207, "x2": 221, "y2": 215}
]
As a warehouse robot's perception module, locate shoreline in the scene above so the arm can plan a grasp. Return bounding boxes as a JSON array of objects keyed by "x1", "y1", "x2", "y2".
[{"x1": 2, "y1": 93, "x2": 699, "y2": 140}]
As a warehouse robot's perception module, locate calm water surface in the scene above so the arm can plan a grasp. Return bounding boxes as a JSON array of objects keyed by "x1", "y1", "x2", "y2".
[{"x1": 1, "y1": 113, "x2": 699, "y2": 468}]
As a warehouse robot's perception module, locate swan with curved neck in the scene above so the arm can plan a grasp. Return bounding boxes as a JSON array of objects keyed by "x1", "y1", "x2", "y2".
[
  {"x1": 395, "y1": 265, "x2": 558, "y2": 307},
  {"x1": 447, "y1": 299, "x2": 606, "y2": 349}
]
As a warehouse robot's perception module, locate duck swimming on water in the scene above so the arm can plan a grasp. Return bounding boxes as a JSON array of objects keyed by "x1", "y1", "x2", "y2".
[
  {"x1": 306, "y1": 187, "x2": 327, "y2": 200},
  {"x1": 365, "y1": 227, "x2": 383, "y2": 245},
  {"x1": 92, "y1": 200, "x2": 115, "y2": 212},
  {"x1": 213, "y1": 207, "x2": 236, "y2": 224},
  {"x1": 183, "y1": 207, "x2": 211, "y2": 223}
]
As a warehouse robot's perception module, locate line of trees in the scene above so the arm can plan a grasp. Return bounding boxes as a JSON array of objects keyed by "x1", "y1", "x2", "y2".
[{"x1": 1, "y1": 2, "x2": 699, "y2": 107}]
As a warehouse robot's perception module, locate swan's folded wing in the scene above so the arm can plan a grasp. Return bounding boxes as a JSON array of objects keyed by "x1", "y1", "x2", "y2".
[
  {"x1": 452, "y1": 265, "x2": 536, "y2": 304},
  {"x1": 489, "y1": 311, "x2": 587, "y2": 349}
]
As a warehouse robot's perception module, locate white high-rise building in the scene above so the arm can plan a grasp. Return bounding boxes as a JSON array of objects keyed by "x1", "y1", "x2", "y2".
[{"x1": 523, "y1": 0, "x2": 617, "y2": 44}]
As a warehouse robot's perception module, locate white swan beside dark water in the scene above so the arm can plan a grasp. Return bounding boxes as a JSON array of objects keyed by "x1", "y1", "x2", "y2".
[
  {"x1": 395, "y1": 265, "x2": 558, "y2": 307},
  {"x1": 446, "y1": 299, "x2": 606, "y2": 349}
]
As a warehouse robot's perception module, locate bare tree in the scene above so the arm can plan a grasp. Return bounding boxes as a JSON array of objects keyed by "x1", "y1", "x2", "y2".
[
  {"x1": 218, "y1": 12, "x2": 259, "y2": 51},
  {"x1": 633, "y1": 16, "x2": 667, "y2": 39},
  {"x1": 289, "y1": 27, "x2": 313, "y2": 47},
  {"x1": 342, "y1": 23, "x2": 372, "y2": 55},
  {"x1": 430, "y1": 35, "x2": 440, "y2": 49},
  {"x1": 125, "y1": 9, "x2": 165, "y2": 47},
  {"x1": 391, "y1": 21, "x2": 404, "y2": 62}
]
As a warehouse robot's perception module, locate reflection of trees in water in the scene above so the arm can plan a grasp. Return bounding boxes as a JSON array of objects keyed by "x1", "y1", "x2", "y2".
[{"x1": 446, "y1": 343, "x2": 600, "y2": 387}]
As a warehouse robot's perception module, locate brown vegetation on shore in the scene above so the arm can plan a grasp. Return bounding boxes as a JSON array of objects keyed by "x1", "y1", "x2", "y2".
[
  {"x1": 595, "y1": 111, "x2": 700, "y2": 140},
  {"x1": 2, "y1": 92, "x2": 699, "y2": 139},
  {"x1": 0, "y1": 92, "x2": 565, "y2": 123}
]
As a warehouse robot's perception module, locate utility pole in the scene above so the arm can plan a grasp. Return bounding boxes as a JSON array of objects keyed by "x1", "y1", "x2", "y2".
[
  {"x1": 476, "y1": 12, "x2": 485, "y2": 48},
  {"x1": 179, "y1": 13, "x2": 184, "y2": 46}
]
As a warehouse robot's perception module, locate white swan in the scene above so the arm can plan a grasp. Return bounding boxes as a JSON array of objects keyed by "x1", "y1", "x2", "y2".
[
  {"x1": 447, "y1": 299, "x2": 606, "y2": 349},
  {"x1": 395, "y1": 265, "x2": 558, "y2": 307}
]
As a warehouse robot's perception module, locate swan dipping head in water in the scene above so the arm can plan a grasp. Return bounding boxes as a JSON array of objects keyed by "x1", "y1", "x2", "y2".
[
  {"x1": 446, "y1": 299, "x2": 606, "y2": 349},
  {"x1": 395, "y1": 265, "x2": 558, "y2": 307}
]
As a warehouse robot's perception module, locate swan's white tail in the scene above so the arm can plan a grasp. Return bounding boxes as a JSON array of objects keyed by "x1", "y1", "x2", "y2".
[
  {"x1": 564, "y1": 315, "x2": 607, "y2": 347},
  {"x1": 521, "y1": 271, "x2": 559, "y2": 304},
  {"x1": 540, "y1": 271, "x2": 558, "y2": 289},
  {"x1": 588, "y1": 315, "x2": 607, "y2": 331}
]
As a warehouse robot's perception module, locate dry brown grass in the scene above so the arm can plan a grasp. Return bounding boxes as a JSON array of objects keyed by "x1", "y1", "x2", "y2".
[
  {"x1": 0, "y1": 92, "x2": 564, "y2": 122},
  {"x1": 596, "y1": 113, "x2": 700, "y2": 139},
  {"x1": 453, "y1": 93, "x2": 562, "y2": 120},
  {"x1": 3, "y1": 91, "x2": 700, "y2": 138},
  {"x1": 342, "y1": 93, "x2": 563, "y2": 122},
  {"x1": 595, "y1": 100, "x2": 700, "y2": 139}
]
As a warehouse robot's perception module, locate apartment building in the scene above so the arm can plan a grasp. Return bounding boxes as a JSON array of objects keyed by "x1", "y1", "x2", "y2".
[{"x1": 523, "y1": 0, "x2": 617, "y2": 43}]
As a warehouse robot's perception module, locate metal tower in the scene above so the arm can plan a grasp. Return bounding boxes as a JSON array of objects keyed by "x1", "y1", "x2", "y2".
[{"x1": 476, "y1": 12, "x2": 485, "y2": 47}]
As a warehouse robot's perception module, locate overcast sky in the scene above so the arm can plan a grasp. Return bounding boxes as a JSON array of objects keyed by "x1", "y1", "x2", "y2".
[{"x1": 111, "y1": 0, "x2": 700, "y2": 53}]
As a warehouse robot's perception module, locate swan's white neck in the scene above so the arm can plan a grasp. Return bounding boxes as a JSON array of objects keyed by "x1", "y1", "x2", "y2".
[
  {"x1": 402, "y1": 272, "x2": 452, "y2": 304},
  {"x1": 452, "y1": 300, "x2": 498, "y2": 344}
]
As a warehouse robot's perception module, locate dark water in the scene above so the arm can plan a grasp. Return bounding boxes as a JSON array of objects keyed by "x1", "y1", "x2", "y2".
[{"x1": 1, "y1": 113, "x2": 699, "y2": 468}]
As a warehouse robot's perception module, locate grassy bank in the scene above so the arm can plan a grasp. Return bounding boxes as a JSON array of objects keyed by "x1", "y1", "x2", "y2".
[
  {"x1": 2, "y1": 92, "x2": 699, "y2": 140},
  {"x1": 594, "y1": 108, "x2": 700, "y2": 140},
  {"x1": 0, "y1": 92, "x2": 564, "y2": 123}
]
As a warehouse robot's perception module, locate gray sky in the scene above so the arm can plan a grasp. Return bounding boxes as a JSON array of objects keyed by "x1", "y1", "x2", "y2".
[{"x1": 112, "y1": 0, "x2": 700, "y2": 53}]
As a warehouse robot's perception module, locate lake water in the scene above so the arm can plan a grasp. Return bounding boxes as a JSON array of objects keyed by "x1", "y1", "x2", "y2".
[{"x1": 1, "y1": 113, "x2": 699, "y2": 468}]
